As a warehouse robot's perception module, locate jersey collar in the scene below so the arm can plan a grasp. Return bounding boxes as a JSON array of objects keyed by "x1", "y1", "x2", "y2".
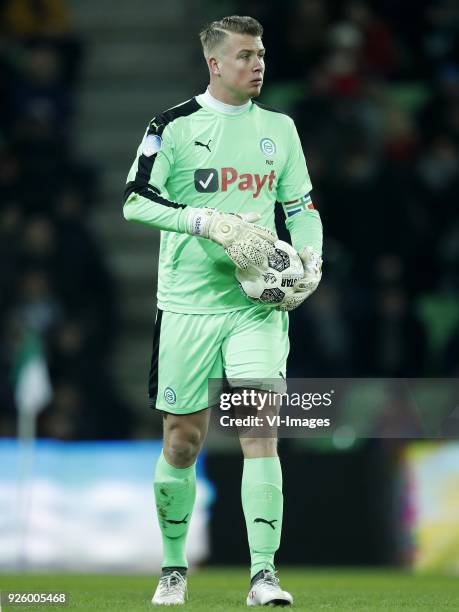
[{"x1": 198, "y1": 88, "x2": 252, "y2": 116}]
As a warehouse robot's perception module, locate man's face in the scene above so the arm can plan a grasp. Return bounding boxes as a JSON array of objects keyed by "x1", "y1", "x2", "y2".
[{"x1": 213, "y1": 33, "x2": 265, "y2": 101}]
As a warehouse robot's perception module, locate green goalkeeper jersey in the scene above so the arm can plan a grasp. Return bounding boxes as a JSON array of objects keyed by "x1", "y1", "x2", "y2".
[{"x1": 124, "y1": 91, "x2": 320, "y2": 314}]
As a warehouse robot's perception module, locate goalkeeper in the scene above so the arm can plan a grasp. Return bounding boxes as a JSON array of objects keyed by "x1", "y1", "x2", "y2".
[{"x1": 123, "y1": 15, "x2": 322, "y2": 607}]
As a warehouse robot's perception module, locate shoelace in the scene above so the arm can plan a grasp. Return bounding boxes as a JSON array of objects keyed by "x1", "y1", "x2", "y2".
[
  {"x1": 158, "y1": 571, "x2": 187, "y2": 598},
  {"x1": 258, "y1": 571, "x2": 280, "y2": 590}
]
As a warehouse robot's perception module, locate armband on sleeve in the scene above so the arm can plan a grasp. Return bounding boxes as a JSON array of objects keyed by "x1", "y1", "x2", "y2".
[{"x1": 282, "y1": 193, "x2": 323, "y2": 255}]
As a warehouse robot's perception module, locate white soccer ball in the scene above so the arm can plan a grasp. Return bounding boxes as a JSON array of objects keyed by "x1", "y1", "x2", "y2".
[{"x1": 236, "y1": 240, "x2": 304, "y2": 305}]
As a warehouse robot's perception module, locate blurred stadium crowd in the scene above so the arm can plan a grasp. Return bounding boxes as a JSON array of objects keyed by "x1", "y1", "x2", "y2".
[
  {"x1": 248, "y1": 0, "x2": 459, "y2": 379},
  {"x1": 1, "y1": 0, "x2": 459, "y2": 440},
  {"x1": 0, "y1": 0, "x2": 131, "y2": 438}
]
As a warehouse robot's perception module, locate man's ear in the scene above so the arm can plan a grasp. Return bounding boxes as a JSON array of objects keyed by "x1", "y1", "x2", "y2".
[{"x1": 209, "y1": 56, "x2": 220, "y2": 76}]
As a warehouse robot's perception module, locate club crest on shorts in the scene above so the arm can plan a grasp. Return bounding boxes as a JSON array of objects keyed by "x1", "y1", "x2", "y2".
[
  {"x1": 260, "y1": 137, "x2": 276, "y2": 157},
  {"x1": 164, "y1": 387, "x2": 177, "y2": 405},
  {"x1": 142, "y1": 133, "x2": 162, "y2": 157}
]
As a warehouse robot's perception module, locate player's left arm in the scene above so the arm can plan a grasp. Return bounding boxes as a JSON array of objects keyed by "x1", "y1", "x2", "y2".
[{"x1": 276, "y1": 119, "x2": 323, "y2": 311}]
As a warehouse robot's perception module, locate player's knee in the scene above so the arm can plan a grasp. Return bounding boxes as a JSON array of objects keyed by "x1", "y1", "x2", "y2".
[
  {"x1": 164, "y1": 441, "x2": 198, "y2": 467},
  {"x1": 240, "y1": 437, "x2": 278, "y2": 458},
  {"x1": 164, "y1": 430, "x2": 201, "y2": 467}
]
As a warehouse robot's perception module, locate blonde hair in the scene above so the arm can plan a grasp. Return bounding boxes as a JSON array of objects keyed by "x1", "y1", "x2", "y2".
[{"x1": 199, "y1": 15, "x2": 263, "y2": 58}]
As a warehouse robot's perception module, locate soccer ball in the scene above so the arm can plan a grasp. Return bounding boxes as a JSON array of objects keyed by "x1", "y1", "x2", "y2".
[{"x1": 236, "y1": 240, "x2": 304, "y2": 305}]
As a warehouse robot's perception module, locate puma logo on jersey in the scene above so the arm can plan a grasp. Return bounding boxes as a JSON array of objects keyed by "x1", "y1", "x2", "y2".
[
  {"x1": 195, "y1": 139, "x2": 212, "y2": 152},
  {"x1": 194, "y1": 167, "x2": 276, "y2": 198}
]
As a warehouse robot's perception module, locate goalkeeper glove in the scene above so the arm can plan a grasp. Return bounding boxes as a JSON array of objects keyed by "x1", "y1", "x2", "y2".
[
  {"x1": 276, "y1": 246, "x2": 322, "y2": 312},
  {"x1": 186, "y1": 207, "x2": 276, "y2": 269}
]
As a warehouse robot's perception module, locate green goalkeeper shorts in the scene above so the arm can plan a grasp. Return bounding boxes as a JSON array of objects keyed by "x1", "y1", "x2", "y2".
[{"x1": 148, "y1": 305, "x2": 289, "y2": 414}]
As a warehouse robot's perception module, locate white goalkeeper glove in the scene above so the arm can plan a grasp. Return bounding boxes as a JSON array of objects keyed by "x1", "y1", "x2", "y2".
[
  {"x1": 186, "y1": 207, "x2": 276, "y2": 269},
  {"x1": 276, "y1": 246, "x2": 322, "y2": 312}
]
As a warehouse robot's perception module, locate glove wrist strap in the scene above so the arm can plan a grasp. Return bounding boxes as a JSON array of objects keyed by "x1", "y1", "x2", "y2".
[{"x1": 187, "y1": 208, "x2": 211, "y2": 237}]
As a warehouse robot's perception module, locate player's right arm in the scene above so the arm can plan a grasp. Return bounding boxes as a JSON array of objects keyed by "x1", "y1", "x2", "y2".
[
  {"x1": 123, "y1": 115, "x2": 276, "y2": 269},
  {"x1": 123, "y1": 117, "x2": 189, "y2": 232}
]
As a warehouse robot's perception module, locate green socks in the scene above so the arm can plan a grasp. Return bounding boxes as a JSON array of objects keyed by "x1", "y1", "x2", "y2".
[
  {"x1": 154, "y1": 452, "x2": 282, "y2": 576},
  {"x1": 154, "y1": 450, "x2": 196, "y2": 569},
  {"x1": 241, "y1": 456, "x2": 283, "y2": 579}
]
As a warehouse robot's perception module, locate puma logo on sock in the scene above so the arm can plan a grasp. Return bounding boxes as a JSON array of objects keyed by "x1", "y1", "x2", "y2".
[
  {"x1": 254, "y1": 517, "x2": 277, "y2": 530},
  {"x1": 165, "y1": 514, "x2": 189, "y2": 525}
]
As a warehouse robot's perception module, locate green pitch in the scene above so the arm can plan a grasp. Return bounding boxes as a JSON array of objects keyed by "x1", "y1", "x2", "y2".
[{"x1": 1, "y1": 568, "x2": 459, "y2": 611}]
